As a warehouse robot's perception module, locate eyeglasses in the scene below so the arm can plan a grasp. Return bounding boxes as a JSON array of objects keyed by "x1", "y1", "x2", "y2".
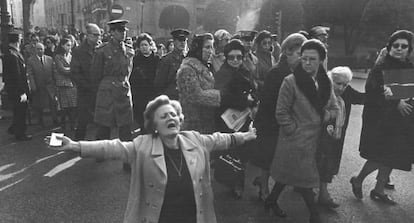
[
  {"x1": 392, "y1": 43, "x2": 409, "y2": 49},
  {"x1": 227, "y1": 55, "x2": 243, "y2": 61}
]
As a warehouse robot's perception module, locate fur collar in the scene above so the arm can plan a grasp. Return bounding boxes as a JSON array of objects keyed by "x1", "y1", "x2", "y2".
[
  {"x1": 293, "y1": 64, "x2": 331, "y2": 115},
  {"x1": 181, "y1": 57, "x2": 209, "y2": 73}
]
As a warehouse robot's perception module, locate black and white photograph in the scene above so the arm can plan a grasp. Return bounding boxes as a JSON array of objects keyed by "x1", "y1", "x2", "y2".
[{"x1": 1, "y1": 0, "x2": 414, "y2": 222}]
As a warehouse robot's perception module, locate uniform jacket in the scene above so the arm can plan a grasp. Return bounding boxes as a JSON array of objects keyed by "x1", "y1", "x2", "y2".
[
  {"x1": 79, "y1": 131, "x2": 245, "y2": 223},
  {"x1": 154, "y1": 49, "x2": 185, "y2": 100},
  {"x1": 2, "y1": 45, "x2": 29, "y2": 100},
  {"x1": 359, "y1": 55, "x2": 414, "y2": 170},
  {"x1": 271, "y1": 65, "x2": 338, "y2": 188},
  {"x1": 26, "y1": 54, "x2": 54, "y2": 109},
  {"x1": 90, "y1": 39, "x2": 134, "y2": 127},
  {"x1": 177, "y1": 57, "x2": 221, "y2": 134}
]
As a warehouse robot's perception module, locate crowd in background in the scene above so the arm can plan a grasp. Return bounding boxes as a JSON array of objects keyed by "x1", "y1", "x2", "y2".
[{"x1": 3, "y1": 19, "x2": 414, "y2": 223}]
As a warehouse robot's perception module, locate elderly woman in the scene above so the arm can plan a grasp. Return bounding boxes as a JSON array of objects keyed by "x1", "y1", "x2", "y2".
[
  {"x1": 316, "y1": 66, "x2": 364, "y2": 208},
  {"x1": 265, "y1": 39, "x2": 338, "y2": 223},
  {"x1": 351, "y1": 30, "x2": 414, "y2": 204},
  {"x1": 177, "y1": 33, "x2": 221, "y2": 134},
  {"x1": 251, "y1": 33, "x2": 307, "y2": 201},
  {"x1": 214, "y1": 39, "x2": 258, "y2": 199},
  {"x1": 130, "y1": 33, "x2": 160, "y2": 129},
  {"x1": 254, "y1": 30, "x2": 276, "y2": 90},
  {"x1": 47, "y1": 95, "x2": 256, "y2": 223}
]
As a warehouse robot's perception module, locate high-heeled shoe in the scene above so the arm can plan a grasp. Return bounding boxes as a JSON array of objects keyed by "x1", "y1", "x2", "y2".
[
  {"x1": 264, "y1": 198, "x2": 287, "y2": 218},
  {"x1": 350, "y1": 177, "x2": 363, "y2": 199},
  {"x1": 369, "y1": 190, "x2": 396, "y2": 205},
  {"x1": 253, "y1": 176, "x2": 265, "y2": 201}
]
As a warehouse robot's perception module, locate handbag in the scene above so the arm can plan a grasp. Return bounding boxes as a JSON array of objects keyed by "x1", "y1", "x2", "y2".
[{"x1": 213, "y1": 154, "x2": 245, "y2": 188}]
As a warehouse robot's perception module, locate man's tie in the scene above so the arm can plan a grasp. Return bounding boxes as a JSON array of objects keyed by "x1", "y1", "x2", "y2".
[{"x1": 40, "y1": 57, "x2": 44, "y2": 66}]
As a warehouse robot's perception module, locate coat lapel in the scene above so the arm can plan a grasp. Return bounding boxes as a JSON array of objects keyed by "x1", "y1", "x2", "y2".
[
  {"x1": 151, "y1": 137, "x2": 167, "y2": 177},
  {"x1": 178, "y1": 134, "x2": 198, "y2": 181}
]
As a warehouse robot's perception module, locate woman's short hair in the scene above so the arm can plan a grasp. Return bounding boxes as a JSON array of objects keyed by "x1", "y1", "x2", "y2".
[
  {"x1": 55, "y1": 37, "x2": 71, "y2": 55},
  {"x1": 143, "y1": 95, "x2": 184, "y2": 134},
  {"x1": 254, "y1": 30, "x2": 272, "y2": 46},
  {"x1": 301, "y1": 39, "x2": 327, "y2": 61},
  {"x1": 281, "y1": 33, "x2": 307, "y2": 55},
  {"x1": 187, "y1": 33, "x2": 214, "y2": 61},
  {"x1": 329, "y1": 66, "x2": 353, "y2": 81},
  {"x1": 135, "y1": 33, "x2": 153, "y2": 48},
  {"x1": 386, "y1": 30, "x2": 414, "y2": 54},
  {"x1": 223, "y1": 39, "x2": 245, "y2": 57}
]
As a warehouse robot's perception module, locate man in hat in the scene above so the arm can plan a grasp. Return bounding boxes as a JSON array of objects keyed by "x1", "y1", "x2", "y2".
[
  {"x1": 71, "y1": 23, "x2": 102, "y2": 141},
  {"x1": 3, "y1": 30, "x2": 32, "y2": 141},
  {"x1": 89, "y1": 20, "x2": 134, "y2": 152},
  {"x1": 154, "y1": 28, "x2": 190, "y2": 100},
  {"x1": 237, "y1": 30, "x2": 259, "y2": 83}
]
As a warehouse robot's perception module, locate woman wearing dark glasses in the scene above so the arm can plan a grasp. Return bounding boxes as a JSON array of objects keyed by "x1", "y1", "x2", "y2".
[
  {"x1": 214, "y1": 39, "x2": 258, "y2": 199},
  {"x1": 351, "y1": 30, "x2": 414, "y2": 204}
]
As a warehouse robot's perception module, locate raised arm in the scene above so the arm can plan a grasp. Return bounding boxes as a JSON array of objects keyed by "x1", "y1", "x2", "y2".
[{"x1": 47, "y1": 135, "x2": 136, "y2": 163}]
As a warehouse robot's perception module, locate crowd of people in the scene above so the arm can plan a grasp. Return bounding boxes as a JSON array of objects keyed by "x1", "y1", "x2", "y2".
[{"x1": 3, "y1": 18, "x2": 414, "y2": 223}]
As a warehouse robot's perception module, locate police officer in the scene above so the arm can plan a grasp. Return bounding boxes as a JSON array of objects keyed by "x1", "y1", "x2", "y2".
[
  {"x1": 3, "y1": 30, "x2": 32, "y2": 141},
  {"x1": 90, "y1": 20, "x2": 134, "y2": 144},
  {"x1": 154, "y1": 28, "x2": 190, "y2": 100}
]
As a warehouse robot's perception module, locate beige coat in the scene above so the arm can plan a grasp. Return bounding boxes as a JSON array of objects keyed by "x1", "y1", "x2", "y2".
[
  {"x1": 79, "y1": 131, "x2": 244, "y2": 223},
  {"x1": 270, "y1": 74, "x2": 338, "y2": 188}
]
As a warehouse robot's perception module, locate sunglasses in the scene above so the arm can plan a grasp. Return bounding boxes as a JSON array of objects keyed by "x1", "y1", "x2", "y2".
[
  {"x1": 392, "y1": 43, "x2": 409, "y2": 49},
  {"x1": 227, "y1": 55, "x2": 243, "y2": 61}
]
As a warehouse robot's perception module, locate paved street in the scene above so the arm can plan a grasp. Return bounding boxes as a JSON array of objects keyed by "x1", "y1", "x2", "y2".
[{"x1": 1, "y1": 78, "x2": 414, "y2": 223}]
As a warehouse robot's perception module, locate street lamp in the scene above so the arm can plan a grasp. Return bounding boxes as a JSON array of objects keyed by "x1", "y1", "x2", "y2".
[{"x1": 140, "y1": 0, "x2": 145, "y2": 33}]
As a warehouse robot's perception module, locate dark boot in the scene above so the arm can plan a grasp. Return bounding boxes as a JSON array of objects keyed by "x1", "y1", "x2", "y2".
[
  {"x1": 264, "y1": 182, "x2": 287, "y2": 218},
  {"x1": 297, "y1": 188, "x2": 321, "y2": 223}
]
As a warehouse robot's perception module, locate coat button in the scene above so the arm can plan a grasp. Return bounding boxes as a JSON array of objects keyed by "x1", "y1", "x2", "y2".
[
  {"x1": 141, "y1": 217, "x2": 146, "y2": 223},
  {"x1": 199, "y1": 193, "x2": 203, "y2": 197},
  {"x1": 145, "y1": 201, "x2": 150, "y2": 206},
  {"x1": 149, "y1": 183, "x2": 154, "y2": 188}
]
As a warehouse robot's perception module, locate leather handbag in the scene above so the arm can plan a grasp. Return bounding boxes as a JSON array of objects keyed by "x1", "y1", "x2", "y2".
[{"x1": 214, "y1": 154, "x2": 245, "y2": 188}]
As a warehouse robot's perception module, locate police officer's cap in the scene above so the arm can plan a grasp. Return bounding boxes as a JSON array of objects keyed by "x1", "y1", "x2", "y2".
[
  {"x1": 271, "y1": 34, "x2": 278, "y2": 40},
  {"x1": 171, "y1": 29, "x2": 190, "y2": 41},
  {"x1": 237, "y1": 30, "x2": 258, "y2": 41},
  {"x1": 107, "y1": 19, "x2": 129, "y2": 31}
]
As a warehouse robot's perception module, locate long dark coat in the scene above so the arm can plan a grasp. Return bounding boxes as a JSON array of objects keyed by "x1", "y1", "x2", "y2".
[
  {"x1": 214, "y1": 63, "x2": 258, "y2": 133},
  {"x1": 70, "y1": 40, "x2": 97, "y2": 111},
  {"x1": 359, "y1": 55, "x2": 414, "y2": 171},
  {"x1": 270, "y1": 65, "x2": 338, "y2": 188},
  {"x1": 250, "y1": 55, "x2": 291, "y2": 170},
  {"x1": 130, "y1": 52, "x2": 160, "y2": 126}
]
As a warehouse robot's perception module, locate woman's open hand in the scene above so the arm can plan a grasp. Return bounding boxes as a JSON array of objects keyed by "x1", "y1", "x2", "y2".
[
  {"x1": 397, "y1": 99, "x2": 413, "y2": 116},
  {"x1": 44, "y1": 135, "x2": 81, "y2": 152}
]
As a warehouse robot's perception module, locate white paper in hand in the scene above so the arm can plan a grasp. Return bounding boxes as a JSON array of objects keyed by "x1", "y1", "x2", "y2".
[{"x1": 50, "y1": 133, "x2": 64, "y2": 147}]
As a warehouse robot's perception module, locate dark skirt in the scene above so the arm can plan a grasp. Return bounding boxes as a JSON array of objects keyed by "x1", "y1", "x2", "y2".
[
  {"x1": 316, "y1": 126, "x2": 344, "y2": 183},
  {"x1": 250, "y1": 130, "x2": 278, "y2": 170}
]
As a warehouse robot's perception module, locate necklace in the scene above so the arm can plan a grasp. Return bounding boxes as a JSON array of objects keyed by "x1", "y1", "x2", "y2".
[{"x1": 165, "y1": 150, "x2": 183, "y2": 177}]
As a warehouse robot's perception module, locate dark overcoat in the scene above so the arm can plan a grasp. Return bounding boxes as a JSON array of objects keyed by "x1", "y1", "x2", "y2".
[
  {"x1": 359, "y1": 55, "x2": 414, "y2": 170},
  {"x1": 154, "y1": 49, "x2": 184, "y2": 100},
  {"x1": 250, "y1": 56, "x2": 291, "y2": 170},
  {"x1": 26, "y1": 55, "x2": 54, "y2": 109},
  {"x1": 70, "y1": 40, "x2": 97, "y2": 111},
  {"x1": 130, "y1": 52, "x2": 160, "y2": 126}
]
